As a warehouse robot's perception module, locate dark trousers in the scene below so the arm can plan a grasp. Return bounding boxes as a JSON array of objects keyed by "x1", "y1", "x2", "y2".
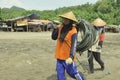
[
  {"x1": 88, "y1": 50, "x2": 104, "y2": 72},
  {"x1": 98, "y1": 41, "x2": 103, "y2": 48}
]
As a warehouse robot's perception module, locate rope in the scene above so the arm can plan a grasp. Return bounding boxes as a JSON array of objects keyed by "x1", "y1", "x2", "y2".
[{"x1": 76, "y1": 19, "x2": 97, "y2": 55}]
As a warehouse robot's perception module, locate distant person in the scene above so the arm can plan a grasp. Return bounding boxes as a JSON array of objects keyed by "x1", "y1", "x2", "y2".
[
  {"x1": 88, "y1": 18, "x2": 106, "y2": 73},
  {"x1": 52, "y1": 20, "x2": 61, "y2": 29},
  {"x1": 99, "y1": 27, "x2": 105, "y2": 48},
  {"x1": 51, "y1": 11, "x2": 85, "y2": 80}
]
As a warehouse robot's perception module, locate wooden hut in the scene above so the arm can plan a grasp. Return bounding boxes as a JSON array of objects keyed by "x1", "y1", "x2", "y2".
[
  {"x1": 105, "y1": 25, "x2": 120, "y2": 33},
  {"x1": 5, "y1": 13, "x2": 40, "y2": 32},
  {"x1": 29, "y1": 19, "x2": 50, "y2": 31},
  {"x1": 28, "y1": 21, "x2": 42, "y2": 32}
]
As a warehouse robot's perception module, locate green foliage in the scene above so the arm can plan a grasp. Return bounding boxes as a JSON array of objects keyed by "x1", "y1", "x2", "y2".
[{"x1": 0, "y1": 0, "x2": 119, "y2": 25}]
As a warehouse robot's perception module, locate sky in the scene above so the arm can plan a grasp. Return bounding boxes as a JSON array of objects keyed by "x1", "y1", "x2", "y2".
[{"x1": 0, "y1": 0, "x2": 98, "y2": 10}]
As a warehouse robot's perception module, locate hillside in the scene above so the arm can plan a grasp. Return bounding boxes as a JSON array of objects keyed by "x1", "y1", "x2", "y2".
[
  {"x1": 10, "y1": 6, "x2": 26, "y2": 11},
  {"x1": 0, "y1": 0, "x2": 120, "y2": 25}
]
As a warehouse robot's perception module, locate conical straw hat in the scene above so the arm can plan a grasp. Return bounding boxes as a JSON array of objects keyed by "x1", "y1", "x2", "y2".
[
  {"x1": 59, "y1": 11, "x2": 78, "y2": 23},
  {"x1": 92, "y1": 18, "x2": 106, "y2": 27}
]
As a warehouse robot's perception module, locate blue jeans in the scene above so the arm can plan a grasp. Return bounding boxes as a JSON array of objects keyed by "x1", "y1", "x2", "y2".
[{"x1": 56, "y1": 59, "x2": 85, "y2": 80}]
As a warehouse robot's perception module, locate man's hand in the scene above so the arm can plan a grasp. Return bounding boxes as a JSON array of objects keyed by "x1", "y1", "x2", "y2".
[
  {"x1": 96, "y1": 46, "x2": 101, "y2": 49},
  {"x1": 66, "y1": 57, "x2": 73, "y2": 64}
]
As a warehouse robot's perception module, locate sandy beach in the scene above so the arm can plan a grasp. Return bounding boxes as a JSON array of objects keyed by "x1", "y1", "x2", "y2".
[{"x1": 0, "y1": 32, "x2": 120, "y2": 80}]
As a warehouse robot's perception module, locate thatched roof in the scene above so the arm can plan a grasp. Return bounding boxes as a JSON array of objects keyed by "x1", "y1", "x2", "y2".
[
  {"x1": 7, "y1": 16, "x2": 25, "y2": 21},
  {"x1": 6, "y1": 14, "x2": 40, "y2": 22},
  {"x1": 28, "y1": 22, "x2": 42, "y2": 25},
  {"x1": 17, "y1": 20, "x2": 28, "y2": 26},
  {"x1": 30, "y1": 19, "x2": 50, "y2": 24}
]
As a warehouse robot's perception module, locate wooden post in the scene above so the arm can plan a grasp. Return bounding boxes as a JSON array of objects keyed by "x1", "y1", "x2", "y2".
[{"x1": 27, "y1": 24, "x2": 28, "y2": 32}]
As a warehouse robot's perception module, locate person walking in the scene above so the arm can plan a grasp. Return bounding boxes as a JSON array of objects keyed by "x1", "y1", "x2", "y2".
[
  {"x1": 88, "y1": 18, "x2": 106, "y2": 73},
  {"x1": 99, "y1": 27, "x2": 105, "y2": 48},
  {"x1": 51, "y1": 11, "x2": 85, "y2": 80}
]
